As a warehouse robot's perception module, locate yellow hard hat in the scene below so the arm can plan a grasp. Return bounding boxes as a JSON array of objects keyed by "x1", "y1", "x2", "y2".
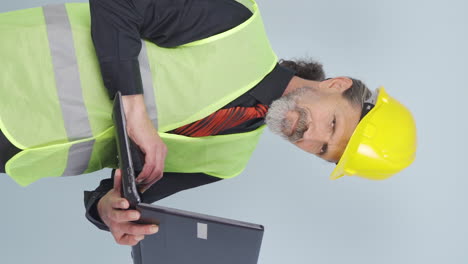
[{"x1": 330, "y1": 87, "x2": 417, "y2": 180}]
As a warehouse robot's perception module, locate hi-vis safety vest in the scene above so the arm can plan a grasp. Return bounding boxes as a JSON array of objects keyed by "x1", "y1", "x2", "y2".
[{"x1": 0, "y1": 0, "x2": 277, "y2": 186}]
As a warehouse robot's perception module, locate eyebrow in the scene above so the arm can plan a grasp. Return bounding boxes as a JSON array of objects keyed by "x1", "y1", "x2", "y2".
[{"x1": 317, "y1": 114, "x2": 337, "y2": 158}]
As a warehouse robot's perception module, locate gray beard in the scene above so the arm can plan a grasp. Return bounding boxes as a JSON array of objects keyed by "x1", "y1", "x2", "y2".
[{"x1": 265, "y1": 87, "x2": 313, "y2": 142}]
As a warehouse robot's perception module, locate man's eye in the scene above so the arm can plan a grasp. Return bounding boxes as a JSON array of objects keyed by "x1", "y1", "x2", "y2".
[
  {"x1": 320, "y1": 144, "x2": 328, "y2": 154},
  {"x1": 332, "y1": 116, "x2": 336, "y2": 129}
]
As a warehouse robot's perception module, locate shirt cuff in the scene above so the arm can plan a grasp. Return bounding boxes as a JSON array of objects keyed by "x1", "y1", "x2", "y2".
[
  {"x1": 100, "y1": 59, "x2": 144, "y2": 100},
  {"x1": 84, "y1": 190, "x2": 110, "y2": 231}
]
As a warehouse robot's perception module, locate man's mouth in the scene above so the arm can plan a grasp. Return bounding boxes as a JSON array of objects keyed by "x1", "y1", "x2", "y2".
[
  {"x1": 283, "y1": 110, "x2": 300, "y2": 138},
  {"x1": 286, "y1": 107, "x2": 309, "y2": 143},
  {"x1": 288, "y1": 114, "x2": 299, "y2": 137}
]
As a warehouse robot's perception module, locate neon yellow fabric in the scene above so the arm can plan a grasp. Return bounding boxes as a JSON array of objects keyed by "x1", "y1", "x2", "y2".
[
  {"x1": 148, "y1": 0, "x2": 276, "y2": 131},
  {"x1": 67, "y1": 4, "x2": 115, "y2": 138},
  {"x1": 161, "y1": 126, "x2": 266, "y2": 177},
  {"x1": 0, "y1": 7, "x2": 67, "y2": 149},
  {"x1": 0, "y1": 0, "x2": 277, "y2": 186},
  {"x1": 7, "y1": 127, "x2": 117, "y2": 184},
  {"x1": 330, "y1": 87, "x2": 417, "y2": 180}
]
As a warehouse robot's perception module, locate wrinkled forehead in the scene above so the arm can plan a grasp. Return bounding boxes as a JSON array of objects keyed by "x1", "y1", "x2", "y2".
[{"x1": 322, "y1": 92, "x2": 376, "y2": 163}]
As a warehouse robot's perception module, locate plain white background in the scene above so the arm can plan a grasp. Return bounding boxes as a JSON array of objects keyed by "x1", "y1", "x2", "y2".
[{"x1": 1, "y1": 0, "x2": 467, "y2": 263}]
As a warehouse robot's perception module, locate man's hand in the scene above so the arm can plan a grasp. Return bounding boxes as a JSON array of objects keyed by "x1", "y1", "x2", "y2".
[
  {"x1": 97, "y1": 169, "x2": 159, "y2": 246},
  {"x1": 122, "y1": 94, "x2": 168, "y2": 192}
]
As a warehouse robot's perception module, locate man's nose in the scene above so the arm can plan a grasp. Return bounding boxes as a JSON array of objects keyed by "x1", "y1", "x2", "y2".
[{"x1": 303, "y1": 122, "x2": 331, "y2": 143}]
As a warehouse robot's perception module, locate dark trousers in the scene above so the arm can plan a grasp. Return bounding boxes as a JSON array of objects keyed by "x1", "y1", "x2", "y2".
[{"x1": 0, "y1": 129, "x2": 21, "y2": 173}]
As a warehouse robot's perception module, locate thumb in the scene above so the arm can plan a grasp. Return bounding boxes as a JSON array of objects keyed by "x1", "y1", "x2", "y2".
[{"x1": 113, "y1": 168, "x2": 122, "y2": 193}]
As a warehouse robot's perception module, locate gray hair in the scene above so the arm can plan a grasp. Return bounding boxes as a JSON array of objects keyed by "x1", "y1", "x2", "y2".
[
  {"x1": 279, "y1": 58, "x2": 372, "y2": 110},
  {"x1": 265, "y1": 87, "x2": 313, "y2": 142},
  {"x1": 343, "y1": 78, "x2": 373, "y2": 111}
]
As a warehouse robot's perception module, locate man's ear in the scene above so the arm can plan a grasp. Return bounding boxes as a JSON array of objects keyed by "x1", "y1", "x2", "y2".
[{"x1": 320, "y1": 77, "x2": 353, "y2": 93}]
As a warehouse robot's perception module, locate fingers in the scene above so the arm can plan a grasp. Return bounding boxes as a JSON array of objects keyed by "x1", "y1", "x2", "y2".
[
  {"x1": 113, "y1": 233, "x2": 145, "y2": 246},
  {"x1": 110, "y1": 220, "x2": 159, "y2": 246},
  {"x1": 137, "y1": 144, "x2": 167, "y2": 189},
  {"x1": 99, "y1": 173, "x2": 160, "y2": 247},
  {"x1": 101, "y1": 198, "x2": 136, "y2": 224},
  {"x1": 136, "y1": 158, "x2": 154, "y2": 184},
  {"x1": 111, "y1": 209, "x2": 139, "y2": 223},
  {"x1": 114, "y1": 222, "x2": 159, "y2": 237},
  {"x1": 105, "y1": 205, "x2": 159, "y2": 246},
  {"x1": 113, "y1": 168, "x2": 122, "y2": 192},
  {"x1": 111, "y1": 197, "x2": 129, "y2": 210},
  {"x1": 140, "y1": 167, "x2": 164, "y2": 193},
  {"x1": 112, "y1": 227, "x2": 157, "y2": 246},
  {"x1": 124, "y1": 112, "x2": 168, "y2": 192}
]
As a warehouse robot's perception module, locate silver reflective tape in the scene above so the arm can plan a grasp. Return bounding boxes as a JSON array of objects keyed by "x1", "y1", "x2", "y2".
[
  {"x1": 139, "y1": 41, "x2": 158, "y2": 128},
  {"x1": 44, "y1": 5, "x2": 94, "y2": 176},
  {"x1": 43, "y1": 4, "x2": 93, "y2": 140},
  {"x1": 197, "y1": 223, "x2": 208, "y2": 240},
  {"x1": 62, "y1": 140, "x2": 95, "y2": 176}
]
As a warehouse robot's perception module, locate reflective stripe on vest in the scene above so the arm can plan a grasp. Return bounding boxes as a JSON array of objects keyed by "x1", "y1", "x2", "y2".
[
  {"x1": 139, "y1": 41, "x2": 158, "y2": 129},
  {"x1": 42, "y1": 4, "x2": 157, "y2": 176},
  {"x1": 44, "y1": 4, "x2": 158, "y2": 131},
  {"x1": 44, "y1": 4, "x2": 91, "y2": 140},
  {"x1": 43, "y1": 4, "x2": 93, "y2": 176}
]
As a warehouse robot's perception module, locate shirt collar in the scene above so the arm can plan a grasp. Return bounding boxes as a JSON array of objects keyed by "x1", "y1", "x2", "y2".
[{"x1": 248, "y1": 64, "x2": 296, "y2": 106}]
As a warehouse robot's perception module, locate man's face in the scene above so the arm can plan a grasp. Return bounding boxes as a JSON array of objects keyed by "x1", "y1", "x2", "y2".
[{"x1": 266, "y1": 78, "x2": 362, "y2": 163}]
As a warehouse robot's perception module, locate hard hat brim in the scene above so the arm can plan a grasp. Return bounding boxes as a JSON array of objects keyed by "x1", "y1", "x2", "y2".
[{"x1": 329, "y1": 87, "x2": 388, "y2": 180}]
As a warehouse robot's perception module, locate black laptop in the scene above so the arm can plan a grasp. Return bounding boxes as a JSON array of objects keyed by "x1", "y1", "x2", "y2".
[{"x1": 112, "y1": 92, "x2": 265, "y2": 264}]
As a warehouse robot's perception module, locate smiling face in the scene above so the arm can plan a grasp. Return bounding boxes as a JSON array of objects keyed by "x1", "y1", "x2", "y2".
[{"x1": 266, "y1": 77, "x2": 363, "y2": 163}]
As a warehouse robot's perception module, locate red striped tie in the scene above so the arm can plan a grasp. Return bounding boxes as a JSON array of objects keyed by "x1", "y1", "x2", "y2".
[{"x1": 172, "y1": 104, "x2": 269, "y2": 137}]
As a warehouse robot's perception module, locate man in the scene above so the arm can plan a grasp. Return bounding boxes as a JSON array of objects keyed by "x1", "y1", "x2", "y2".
[{"x1": 0, "y1": 0, "x2": 416, "y2": 246}]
